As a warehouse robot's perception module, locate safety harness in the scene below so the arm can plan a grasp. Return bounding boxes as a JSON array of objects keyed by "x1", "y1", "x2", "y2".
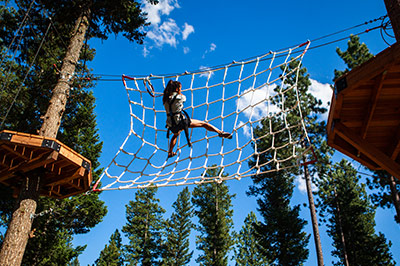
[{"x1": 166, "y1": 95, "x2": 192, "y2": 147}]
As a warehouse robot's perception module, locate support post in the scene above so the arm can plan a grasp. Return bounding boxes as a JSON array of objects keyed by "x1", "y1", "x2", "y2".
[
  {"x1": 0, "y1": 172, "x2": 42, "y2": 265},
  {"x1": 303, "y1": 164, "x2": 324, "y2": 266},
  {"x1": 384, "y1": 0, "x2": 400, "y2": 42},
  {"x1": 389, "y1": 175, "x2": 400, "y2": 223},
  {"x1": 0, "y1": 8, "x2": 90, "y2": 265}
]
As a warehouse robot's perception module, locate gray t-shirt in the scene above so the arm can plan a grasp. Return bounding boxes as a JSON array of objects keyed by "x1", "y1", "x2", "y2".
[{"x1": 164, "y1": 92, "x2": 186, "y2": 127}]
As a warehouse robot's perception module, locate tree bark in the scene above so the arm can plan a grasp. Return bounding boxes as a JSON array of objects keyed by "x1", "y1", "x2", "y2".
[
  {"x1": 303, "y1": 165, "x2": 324, "y2": 266},
  {"x1": 39, "y1": 10, "x2": 90, "y2": 138},
  {"x1": 384, "y1": 0, "x2": 400, "y2": 42},
  {"x1": 0, "y1": 10, "x2": 90, "y2": 265},
  {"x1": 0, "y1": 173, "x2": 42, "y2": 266},
  {"x1": 388, "y1": 175, "x2": 400, "y2": 223},
  {"x1": 334, "y1": 188, "x2": 349, "y2": 266}
]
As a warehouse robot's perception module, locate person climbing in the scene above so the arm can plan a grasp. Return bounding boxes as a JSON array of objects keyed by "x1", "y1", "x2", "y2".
[{"x1": 163, "y1": 80, "x2": 232, "y2": 158}]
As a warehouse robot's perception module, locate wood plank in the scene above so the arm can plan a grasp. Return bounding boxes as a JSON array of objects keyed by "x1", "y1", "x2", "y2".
[
  {"x1": 389, "y1": 124, "x2": 400, "y2": 161},
  {"x1": 0, "y1": 130, "x2": 92, "y2": 198},
  {"x1": 339, "y1": 43, "x2": 400, "y2": 95},
  {"x1": 0, "y1": 151, "x2": 58, "y2": 182},
  {"x1": 59, "y1": 146, "x2": 83, "y2": 168},
  {"x1": 1, "y1": 144, "x2": 30, "y2": 160},
  {"x1": 44, "y1": 159, "x2": 72, "y2": 175},
  {"x1": 45, "y1": 167, "x2": 85, "y2": 187},
  {"x1": 11, "y1": 133, "x2": 43, "y2": 147},
  {"x1": 334, "y1": 122, "x2": 400, "y2": 180},
  {"x1": 327, "y1": 92, "x2": 338, "y2": 137},
  {"x1": 329, "y1": 134, "x2": 379, "y2": 170},
  {"x1": 361, "y1": 71, "x2": 386, "y2": 139}
]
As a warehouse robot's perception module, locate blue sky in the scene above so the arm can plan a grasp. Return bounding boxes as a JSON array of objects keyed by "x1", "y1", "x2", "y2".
[{"x1": 72, "y1": 0, "x2": 399, "y2": 265}]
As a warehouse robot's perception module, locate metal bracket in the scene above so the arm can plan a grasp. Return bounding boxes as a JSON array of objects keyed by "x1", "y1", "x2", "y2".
[
  {"x1": 82, "y1": 160, "x2": 91, "y2": 171},
  {"x1": 335, "y1": 76, "x2": 347, "y2": 95},
  {"x1": 30, "y1": 208, "x2": 54, "y2": 220},
  {"x1": 41, "y1": 139, "x2": 61, "y2": 152},
  {"x1": 0, "y1": 132, "x2": 13, "y2": 141}
]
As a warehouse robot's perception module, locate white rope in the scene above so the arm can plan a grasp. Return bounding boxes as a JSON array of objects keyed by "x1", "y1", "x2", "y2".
[{"x1": 95, "y1": 41, "x2": 314, "y2": 190}]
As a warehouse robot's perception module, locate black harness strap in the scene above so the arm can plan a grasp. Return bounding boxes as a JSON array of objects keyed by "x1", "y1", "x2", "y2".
[{"x1": 167, "y1": 95, "x2": 192, "y2": 147}]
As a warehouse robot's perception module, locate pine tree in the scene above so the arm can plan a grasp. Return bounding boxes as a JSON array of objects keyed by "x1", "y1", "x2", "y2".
[
  {"x1": 0, "y1": 0, "x2": 156, "y2": 264},
  {"x1": 162, "y1": 187, "x2": 193, "y2": 266},
  {"x1": 234, "y1": 212, "x2": 268, "y2": 266},
  {"x1": 192, "y1": 167, "x2": 235, "y2": 266},
  {"x1": 246, "y1": 57, "x2": 336, "y2": 265},
  {"x1": 122, "y1": 187, "x2": 165, "y2": 266},
  {"x1": 333, "y1": 34, "x2": 374, "y2": 80},
  {"x1": 317, "y1": 159, "x2": 395, "y2": 266},
  {"x1": 334, "y1": 34, "x2": 400, "y2": 224},
  {"x1": 366, "y1": 170, "x2": 400, "y2": 223},
  {"x1": 0, "y1": 4, "x2": 108, "y2": 264},
  {"x1": 248, "y1": 169, "x2": 310, "y2": 265},
  {"x1": 69, "y1": 257, "x2": 81, "y2": 266},
  {"x1": 95, "y1": 229, "x2": 124, "y2": 266}
]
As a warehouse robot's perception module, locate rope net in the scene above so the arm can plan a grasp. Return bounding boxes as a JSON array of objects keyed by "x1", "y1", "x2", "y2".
[{"x1": 95, "y1": 41, "x2": 315, "y2": 190}]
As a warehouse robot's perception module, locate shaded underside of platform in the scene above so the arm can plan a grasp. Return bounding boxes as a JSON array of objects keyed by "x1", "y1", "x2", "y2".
[
  {"x1": 327, "y1": 42, "x2": 400, "y2": 180},
  {"x1": 0, "y1": 130, "x2": 92, "y2": 199}
]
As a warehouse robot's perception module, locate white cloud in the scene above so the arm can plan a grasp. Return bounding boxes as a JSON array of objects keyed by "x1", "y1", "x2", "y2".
[
  {"x1": 141, "y1": 0, "x2": 194, "y2": 55},
  {"x1": 199, "y1": 66, "x2": 215, "y2": 78},
  {"x1": 202, "y1": 43, "x2": 217, "y2": 58},
  {"x1": 295, "y1": 175, "x2": 318, "y2": 194},
  {"x1": 237, "y1": 84, "x2": 279, "y2": 121},
  {"x1": 210, "y1": 43, "x2": 216, "y2": 52},
  {"x1": 147, "y1": 18, "x2": 180, "y2": 47},
  {"x1": 238, "y1": 121, "x2": 251, "y2": 138},
  {"x1": 183, "y1": 47, "x2": 190, "y2": 54},
  {"x1": 309, "y1": 79, "x2": 333, "y2": 121},
  {"x1": 142, "y1": 0, "x2": 180, "y2": 26},
  {"x1": 143, "y1": 46, "x2": 150, "y2": 57},
  {"x1": 182, "y1": 23, "x2": 194, "y2": 40}
]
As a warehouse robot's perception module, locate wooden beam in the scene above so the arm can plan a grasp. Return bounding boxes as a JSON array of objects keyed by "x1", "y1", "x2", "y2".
[
  {"x1": 384, "y1": 0, "x2": 400, "y2": 41},
  {"x1": 328, "y1": 133, "x2": 380, "y2": 170},
  {"x1": 338, "y1": 43, "x2": 400, "y2": 96},
  {"x1": 334, "y1": 122, "x2": 400, "y2": 180},
  {"x1": 360, "y1": 71, "x2": 387, "y2": 139},
  {"x1": 0, "y1": 151, "x2": 58, "y2": 182},
  {"x1": 1, "y1": 144, "x2": 30, "y2": 161},
  {"x1": 389, "y1": 124, "x2": 400, "y2": 160},
  {"x1": 45, "y1": 166, "x2": 85, "y2": 187}
]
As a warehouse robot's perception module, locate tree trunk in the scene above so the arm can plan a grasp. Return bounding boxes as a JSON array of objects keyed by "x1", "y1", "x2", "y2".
[
  {"x1": 388, "y1": 175, "x2": 400, "y2": 223},
  {"x1": 0, "y1": 173, "x2": 42, "y2": 266},
  {"x1": 303, "y1": 164, "x2": 324, "y2": 266},
  {"x1": 0, "y1": 10, "x2": 90, "y2": 265},
  {"x1": 384, "y1": 0, "x2": 400, "y2": 42},
  {"x1": 39, "y1": 10, "x2": 90, "y2": 138},
  {"x1": 334, "y1": 188, "x2": 349, "y2": 266}
]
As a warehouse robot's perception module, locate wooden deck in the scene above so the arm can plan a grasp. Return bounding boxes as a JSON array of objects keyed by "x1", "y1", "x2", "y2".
[
  {"x1": 0, "y1": 130, "x2": 92, "y2": 199},
  {"x1": 327, "y1": 42, "x2": 400, "y2": 180}
]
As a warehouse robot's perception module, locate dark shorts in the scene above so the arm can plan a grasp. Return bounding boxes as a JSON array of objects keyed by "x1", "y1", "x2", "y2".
[{"x1": 170, "y1": 117, "x2": 190, "y2": 134}]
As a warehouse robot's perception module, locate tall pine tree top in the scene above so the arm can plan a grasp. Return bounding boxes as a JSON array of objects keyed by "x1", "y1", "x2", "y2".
[
  {"x1": 317, "y1": 159, "x2": 395, "y2": 266},
  {"x1": 123, "y1": 187, "x2": 165, "y2": 266},
  {"x1": 162, "y1": 187, "x2": 193, "y2": 266},
  {"x1": 95, "y1": 229, "x2": 124, "y2": 266},
  {"x1": 192, "y1": 167, "x2": 235, "y2": 266},
  {"x1": 234, "y1": 211, "x2": 268, "y2": 266}
]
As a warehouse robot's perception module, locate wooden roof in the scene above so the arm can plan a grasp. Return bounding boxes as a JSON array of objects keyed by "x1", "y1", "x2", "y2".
[
  {"x1": 327, "y1": 42, "x2": 400, "y2": 180},
  {"x1": 0, "y1": 130, "x2": 92, "y2": 199}
]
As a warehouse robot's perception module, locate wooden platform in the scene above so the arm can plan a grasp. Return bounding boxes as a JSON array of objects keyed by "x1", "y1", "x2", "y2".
[
  {"x1": 327, "y1": 42, "x2": 400, "y2": 180},
  {"x1": 0, "y1": 130, "x2": 92, "y2": 199}
]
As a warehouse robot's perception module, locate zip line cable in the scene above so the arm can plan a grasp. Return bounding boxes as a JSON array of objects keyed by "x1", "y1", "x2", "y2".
[
  {"x1": 92, "y1": 14, "x2": 388, "y2": 82},
  {"x1": 0, "y1": 12, "x2": 390, "y2": 126},
  {"x1": 0, "y1": 21, "x2": 52, "y2": 129},
  {"x1": 0, "y1": 0, "x2": 35, "y2": 67}
]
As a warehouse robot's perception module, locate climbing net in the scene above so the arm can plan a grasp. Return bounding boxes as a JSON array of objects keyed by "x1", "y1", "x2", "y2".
[{"x1": 94, "y1": 41, "x2": 315, "y2": 190}]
